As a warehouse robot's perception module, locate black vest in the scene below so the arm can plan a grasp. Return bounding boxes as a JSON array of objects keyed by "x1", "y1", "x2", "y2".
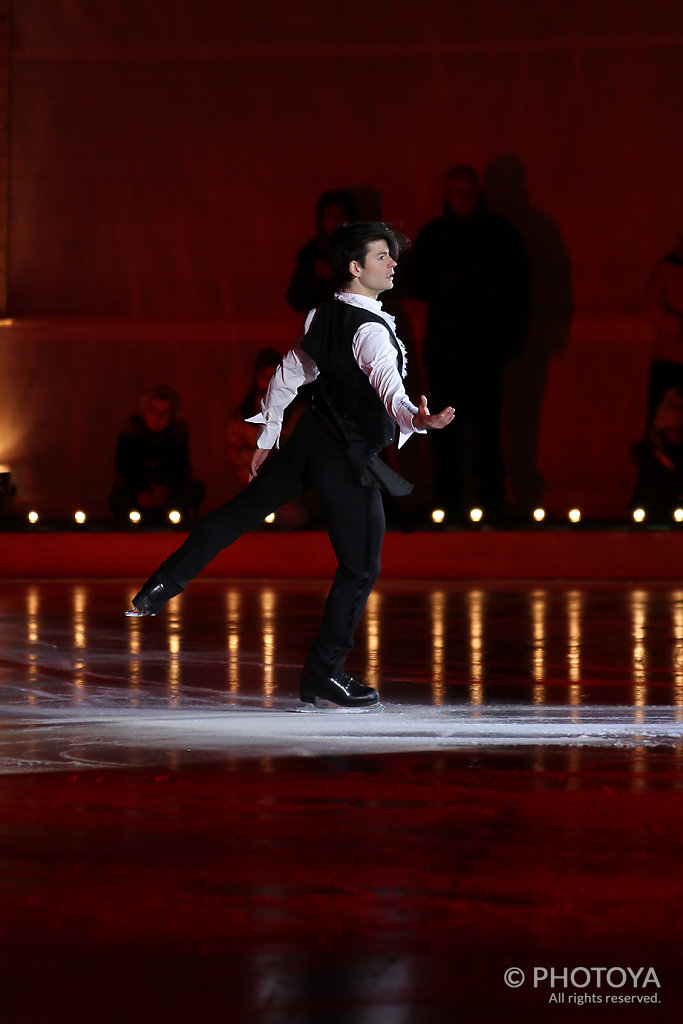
[
  {"x1": 302, "y1": 299, "x2": 403, "y2": 454},
  {"x1": 301, "y1": 299, "x2": 413, "y2": 496}
]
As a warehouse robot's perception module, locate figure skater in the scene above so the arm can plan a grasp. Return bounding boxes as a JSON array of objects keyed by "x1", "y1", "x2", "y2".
[{"x1": 126, "y1": 221, "x2": 454, "y2": 709}]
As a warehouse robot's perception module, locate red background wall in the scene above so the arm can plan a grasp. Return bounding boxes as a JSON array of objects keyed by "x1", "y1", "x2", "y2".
[{"x1": 3, "y1": 1, "x2": 683, "y2": 518}]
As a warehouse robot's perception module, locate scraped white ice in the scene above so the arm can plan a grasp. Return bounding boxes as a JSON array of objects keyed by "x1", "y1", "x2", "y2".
[{"x1": 1, "y1": 685, "x2": 682, "y2": 773}]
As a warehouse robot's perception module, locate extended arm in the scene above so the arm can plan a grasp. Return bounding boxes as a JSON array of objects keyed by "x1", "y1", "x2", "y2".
[
  {"x1": 412, "y1": 394, "x2": 455, "y2": 430},
  {"x1": 353, "y1": 322, "x2": 454, "y2": 446}
]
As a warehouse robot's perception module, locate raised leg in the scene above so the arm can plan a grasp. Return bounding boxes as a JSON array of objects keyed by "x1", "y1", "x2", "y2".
[{"x1": 128, "y1": 450, "x2": 304, "y2": 615}]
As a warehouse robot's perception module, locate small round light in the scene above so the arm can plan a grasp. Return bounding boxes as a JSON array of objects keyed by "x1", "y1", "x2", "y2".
[
  {"x1": 632, "y1": 507, "x2": 646, "y2": 523},
  {"x1": 674, "y1": 508, "x2": 683, "y2": 523},
  {"x1": 74, "y1": 510, "x2": 87, "y2": 524},
  {"x1": 264, "y1": 512, "x2": 276, "y2": 524},
  {"x1": 568, "y1": 508, "x2": 581, "y2": 524},
  {"x1": 431, "y1": 508, "x2": 446, "y2": 524},
  {"x1": 469, "y1": 507, "x2": 483, "y2": 523},
  {"x1": 27, "y1": 510, "x2": 39, "y2": 524},
  {"x1": 129, "y1": 510, "x2": 141, "y2": 523},
  {"x1": 168, "y1": 509, "x2": 182, "y2": 524},
  {"x1": 533, "y1": 508, "x2": 546, "y2": 522}
]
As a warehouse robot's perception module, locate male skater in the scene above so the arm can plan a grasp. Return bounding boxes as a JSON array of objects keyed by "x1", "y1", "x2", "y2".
[{"x1": 126, "y1": 221, "x2": 454, "y2": 709}]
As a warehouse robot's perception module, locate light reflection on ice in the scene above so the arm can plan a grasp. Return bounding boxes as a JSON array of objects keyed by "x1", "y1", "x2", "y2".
[{"x1": 2, "y1": 581, "x2": 683, "y2": 774}]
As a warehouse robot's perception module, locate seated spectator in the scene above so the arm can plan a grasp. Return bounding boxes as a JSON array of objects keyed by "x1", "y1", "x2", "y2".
[
  {"x1": 631, "y1": 387, "x2": 683, "y2": 521},
  {"x1": 641, "y1": 233, "x2": 683, "y2": 433},
  {"x1": 226, "y1": 349, "x2": 318, "y2": 527},
  {"x1": 286, "y1": 190, "x2": 359, "y2": 312},
  {"x1": 227, "y1": 349, "x2": 283, "y2": 489},
  {"x1": 110, "y1": 385, "x2": 205, "y2": 525}
]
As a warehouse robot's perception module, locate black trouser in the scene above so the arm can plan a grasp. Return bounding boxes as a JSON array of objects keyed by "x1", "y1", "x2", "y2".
[{"x1": 155, "y1": 411, "x2": 385, "y2": 675}]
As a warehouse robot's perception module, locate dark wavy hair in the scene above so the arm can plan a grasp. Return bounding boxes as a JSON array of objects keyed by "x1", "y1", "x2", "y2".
[{"x1": 329, "y1": 221, "x2": 410, "y2": 286}]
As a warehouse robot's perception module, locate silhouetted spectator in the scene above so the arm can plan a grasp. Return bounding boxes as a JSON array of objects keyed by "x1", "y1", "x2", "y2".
[
  {"x1": 227, "y1": 349, "x2": 283, "y2": 488},
  {"x1": 630, "y1": 237, "x2": 683, "y2": 517},
  {"x1": 286, "y1": 190, "x2": 360, "y2": 312},
  {"x1": 405, "y1": 165, "x2": 531, "y2": 519},
  {"x1": 631, "y1": 387, "x2": 683, "y2": 519},
  {"x1": 110, "y1": 385, "x2": 205, "y2": 525},
  {"x1": 641, "y1": 234, "x2": 683, "y2": 432},
  {"x1": 226, "y1": 349, "x2": 317, "y2": 527}
]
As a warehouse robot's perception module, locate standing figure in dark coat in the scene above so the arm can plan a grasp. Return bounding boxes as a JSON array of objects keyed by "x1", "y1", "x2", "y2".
[
  {"x1": 286, "y1": 190, "x2": 359, "y2": 312},
  {"x1": 406, "y1": 165, "x2": 531, "y2": 520}
]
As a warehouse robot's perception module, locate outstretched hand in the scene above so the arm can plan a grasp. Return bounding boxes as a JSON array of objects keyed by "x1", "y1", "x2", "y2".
[
  {"x1": 249, "y1": 447, "x2": 271, "y2": 480},
  {"x1": 413, "y1": 395, "x2": 455, "y2": 431}
]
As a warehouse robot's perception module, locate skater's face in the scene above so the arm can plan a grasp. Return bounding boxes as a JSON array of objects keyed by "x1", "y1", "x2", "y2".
[{"x1": 348, "y1": 239, "x2": 397, "y2": 298}]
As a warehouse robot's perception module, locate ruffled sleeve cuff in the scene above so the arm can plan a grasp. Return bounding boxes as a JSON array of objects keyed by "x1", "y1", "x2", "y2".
[
  {"x1": 395, "y1": 401, "x2": 425, "y2": 448},
  {"x1": 245, "y1": 412, "x2": 281, "y2": 450}
]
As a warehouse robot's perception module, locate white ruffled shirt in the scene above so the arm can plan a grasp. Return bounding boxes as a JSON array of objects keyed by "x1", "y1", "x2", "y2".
[{"x1": 248, "y1": 291, "x2": 423, "y2": 450}]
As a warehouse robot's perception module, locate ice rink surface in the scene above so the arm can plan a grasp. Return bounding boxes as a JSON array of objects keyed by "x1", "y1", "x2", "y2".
[
  {"x1": 2, "y1": 578, "x2": 683, "y2": 771},
  {"x1": 1, "y1": 579, "x2": 683, "y2": 1023},
  {"x1": 2, "y1": 691, "x2": 683, "y2": 774}
]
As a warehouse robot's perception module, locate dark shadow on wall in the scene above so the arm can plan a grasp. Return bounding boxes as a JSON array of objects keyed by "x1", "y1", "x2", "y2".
[
  {"x1": 347, "y1": 186, "x2": 384, "y2": 222},
  {"x1": 484, "y1": 154, "x2": 574, "y2": 510}
]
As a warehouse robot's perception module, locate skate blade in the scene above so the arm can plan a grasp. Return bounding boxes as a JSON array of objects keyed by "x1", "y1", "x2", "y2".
[
  {"x1": 297, "y1": 700, "x2": 384, "y2": 714},
  {"x1": 124, "y1": 608, "x2": 155, "y2": 618}
]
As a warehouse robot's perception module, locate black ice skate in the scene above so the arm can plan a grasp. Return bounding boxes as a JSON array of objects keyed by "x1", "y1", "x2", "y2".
[
  {"x1": 125, "y1": 573, "x2": 179, "y2": 617},
  {"x1": 299, "y1": 668, "x2": 383, "y2": 712}
]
